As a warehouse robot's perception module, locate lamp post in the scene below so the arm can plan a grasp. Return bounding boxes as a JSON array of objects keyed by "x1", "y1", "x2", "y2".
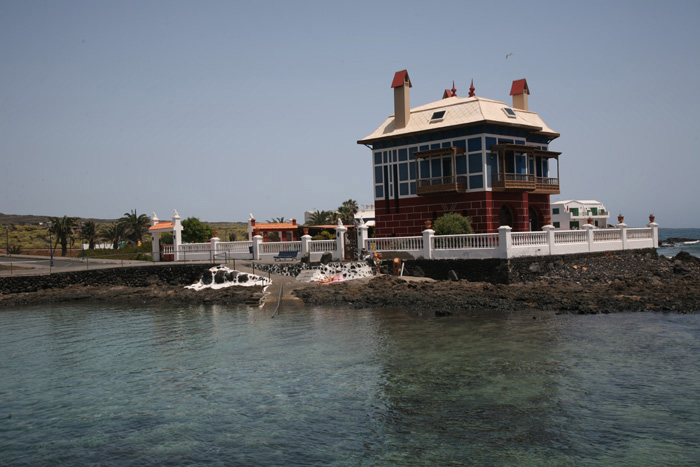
[
  {"x1": 80, "y1": 221, "x2": 85, "y2": 260},
  {"x1": 47, "y1": 221, "x2": 54, "y2": 268}
]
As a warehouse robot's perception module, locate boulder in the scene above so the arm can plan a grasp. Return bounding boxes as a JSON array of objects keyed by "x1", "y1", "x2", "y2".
[
  {"x1": 214, "y1": 270, "x2": 227, "y2": 284},
  {"x1": 201, "y1": 270, "x2": 213, "y2": 285},
  {"x1": 320, "y1": 252, "x2": 333, "y2": 264}
]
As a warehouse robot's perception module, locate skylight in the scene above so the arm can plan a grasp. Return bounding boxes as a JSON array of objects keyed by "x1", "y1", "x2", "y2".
[
  {"x1": 430, "y1": 110, "x2": 446, "y2": 122},
  {"x1": 502, "y1": 107, "x2": 517, "y2": 118}
]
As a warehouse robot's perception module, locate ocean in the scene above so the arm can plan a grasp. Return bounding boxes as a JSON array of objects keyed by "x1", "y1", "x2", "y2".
[
  {"x1": 658, "y1": 228, "x2": 700, "y2": 258},
  {"x1": 1, "y1": 304, "x2": 699, "y2": 465}
]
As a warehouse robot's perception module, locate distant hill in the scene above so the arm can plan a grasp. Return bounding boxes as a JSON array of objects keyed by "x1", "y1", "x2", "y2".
[{"x1": 0, "y1": 213, "x2": 116, "y2": 225}]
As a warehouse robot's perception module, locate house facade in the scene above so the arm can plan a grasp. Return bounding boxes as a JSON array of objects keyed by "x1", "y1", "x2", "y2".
[
  {"x1": 551, "y1": 200, "x2": 609, "y2": 229},
  {"x1": 357, "y1": 70, "x2": 561, "y2": 236}
]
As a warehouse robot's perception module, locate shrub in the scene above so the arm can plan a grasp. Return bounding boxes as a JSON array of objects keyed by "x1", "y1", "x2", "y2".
[{"x1": 434, "y1": 213, "x2": 473, "y2": 235}]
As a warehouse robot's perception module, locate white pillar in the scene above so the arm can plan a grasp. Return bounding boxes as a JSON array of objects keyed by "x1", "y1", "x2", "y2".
[
  {"x1": 357, "y1": 221, "x2": 369, "y2": 253},
  {"x1": 150, "y1": 212, "x2": 161, "y2": 261},
  {"x1": 422, "y1": 228, "x2": 434, "y2": 259},
  {"x1": 335, "y1": 222, "x2": 347, "y2": 261},
  {"x1": 617, "y1": 223, "x2": 628, "y2": 250},
  {"x1": 301, "y1": 234, "x2": 312, "y2": 259},
  {"x1": 648, "y1": 222, "x2": 659, "y2": 248},
  {"x1": 583, "y1": 223, "x2": 595, "y2": 253},
  {"x1": 499, "y1": 225, "x2": 513, "y2": 259},
  {"x1": 542, "y1": 224, "x2": 555, "y2": 255},
  {"x1": 173, "y1": 210, "x2": 183, "y2": 261},
  {"x1": 252, "y1": 235, "x2": 263, "y2": 260}
]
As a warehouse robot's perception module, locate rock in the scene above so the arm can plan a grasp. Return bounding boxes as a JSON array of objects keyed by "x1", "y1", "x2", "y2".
[
  {"x1": 214, "y1": 270, "x2": 227, "y2": 284},
  {"x1": 529, "y1": 263, "x2": 541, "y2": 273},
  {"x1": 412, "y1": 266, "x2": 425, "y2": 277},
  {"x1": 301, "y1": 252, "x2": 311, "y2": 264},
  {"x1": 320, "y1": 252, "x2": 333, "y2": 264},
  {"x1": 201, "y1": 270, "x2": 213, "y2": 285}
]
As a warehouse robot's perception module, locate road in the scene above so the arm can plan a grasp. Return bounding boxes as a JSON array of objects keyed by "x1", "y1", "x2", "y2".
[{"x1": 0, "y1": 254, "x2": 158, "y2": 275}]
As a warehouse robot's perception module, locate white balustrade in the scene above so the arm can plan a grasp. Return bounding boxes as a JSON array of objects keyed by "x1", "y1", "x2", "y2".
[
  {"x1": 593, "y1": 229, "x2": 622, "y2": 242},
  {"x1": 310, "y1": 240, "x2": 337, "y2": 252},
  {"x1": 367, "y1": 236, "x2": 423, "y2": 252},
  {"x1": 260, "y1": 241, "x2": 302, "y2": 254},
  {"x1": 216, "y1": 241, "x2": 253, "y2": 253},
  {"x1": 554, "y1": 230, "x2": 587, "y2": 244},
  {"x1": 511, "y1": 232, "x2": 547, "y2": 247},
  {"x1": 627, "y1": 228, "x2": 652, "y2": 240},
  {"x1": 433, "y1": 234, "x2": 499, "y2": 250}
]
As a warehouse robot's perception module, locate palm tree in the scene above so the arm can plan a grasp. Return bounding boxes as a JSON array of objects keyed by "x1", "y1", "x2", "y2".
[
  {"x1": 119, "y1": 209, "x2": 150, "y2": 245},
  {"x1": 48, "y1": 215, "x2": 78, "y2": 256},
  {"x1": 82, "y1": 220, "x2": 98, "y2": 250},
  {"x1": 267, "y1": 217, "x2": 287, "y2": 223},
  {"x1": 307, "y1": 210, "x2": 337, "y2": 226},
  {"x1": 100, "y1": 222, "x2": 127, "y2": 250}
]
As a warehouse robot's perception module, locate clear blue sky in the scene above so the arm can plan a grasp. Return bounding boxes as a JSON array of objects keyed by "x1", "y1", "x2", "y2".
[{"x1": 2, "y1": 0, "x2": 699, "y2": 227}]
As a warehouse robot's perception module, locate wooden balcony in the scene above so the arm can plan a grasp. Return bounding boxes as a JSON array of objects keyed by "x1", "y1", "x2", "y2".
[
  {"x1": 417, "y1": 176, "x2": 466, "y2": 196},
  {"x1": 492, "y1": 173, "x2": 560, "y2": 194}
]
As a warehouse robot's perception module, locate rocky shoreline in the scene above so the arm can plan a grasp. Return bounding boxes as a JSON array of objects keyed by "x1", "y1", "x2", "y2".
[{"x1": 1, "y1": 251, "x2": 698, "y2": 315}]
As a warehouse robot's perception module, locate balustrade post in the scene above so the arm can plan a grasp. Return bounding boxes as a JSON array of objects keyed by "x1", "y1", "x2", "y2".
[
  {"x1": 252, "y1": 235, "x2": 263, "y2": 261},
  {"x1": 301, "y1": 234, "x2": 312, "y2": 259},
  {"x1": 647, "y1": 222, "x2": 659, "y2": 248},
  {"x1": 172, "y1": 210, "x2": 183, "y2": 262},
  {"x1": 498, "y1": 225, "x2": 513, "y2": 259},
  {"x1": 422, "y1": 228, "x2": 434, "y2": 259},
  {"x1": 542, "y1": 225, "x2": 555, "y2": 255},
  {"x1": 617, "y1": 223, "x2": 628, "y2": 250},
  {"x1": 210, "y1": 236, "x2": 219, "y2": 263},
  {"x1": 357, "y1": 222, "x2": 369, "y2": 254},
  {"x1": 335, "y1": 223, "x2": 347, "y2": 261},
  {"x1": 583, "y1": 224, "x2": 594, "y2": 253}
]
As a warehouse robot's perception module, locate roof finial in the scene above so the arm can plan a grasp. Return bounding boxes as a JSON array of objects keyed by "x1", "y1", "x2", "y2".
[
  {"x1": 468, "y1": 79, "x2": 475, "y2": 97},
  {"x1": 451, "y1": 80, "x2": 457, "y2": 97}
]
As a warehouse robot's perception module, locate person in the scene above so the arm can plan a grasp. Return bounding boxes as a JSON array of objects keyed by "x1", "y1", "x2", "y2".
[{"x1": 393, "y1": 257, "x2": 402, "y2": 276}]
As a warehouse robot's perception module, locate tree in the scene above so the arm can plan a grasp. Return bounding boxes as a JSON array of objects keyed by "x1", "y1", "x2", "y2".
[
  {"x1": 182, "y1": 217, "x2": 213, "y2": 243},
  {"x1": 307, "y1": 210, "x2": 337, "y2": 226},
  {"x1": 267, "y1": 217, "x2": 287, "y2": 223},
  {"x1": 48, "y1": 215, "x2": 78, "y2": 256},
  {"x1": 119, "y1": 209, "x2": 150, "y2": 245},
  {"x1": 433, "y1": 212, "x2": 474, "y2": 235},
  {"x1": 100, "y1": 222, "x2": 126, "y2": 250},
  {"x1": 82, "y1": 220, "x2": 98, "y2": 250}
]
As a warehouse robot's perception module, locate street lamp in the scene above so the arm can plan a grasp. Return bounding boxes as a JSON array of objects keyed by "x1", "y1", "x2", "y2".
[
  {"x1": 80, "y1": 221, "x2": 85, "y2": 260},
  {"x1": 47, "y1": 221, "x2": 54, "y2": 268}
]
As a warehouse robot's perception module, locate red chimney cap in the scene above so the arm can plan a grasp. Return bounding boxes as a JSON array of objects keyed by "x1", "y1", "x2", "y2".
[
  {"x1": 510, "y1": 79, "x2": 529, "y2": 96},
  {"x1": 391, "y1": 70, "x2": 412, "y2": 88}
]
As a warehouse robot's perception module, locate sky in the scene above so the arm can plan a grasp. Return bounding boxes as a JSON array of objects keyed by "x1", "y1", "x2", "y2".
[{"x1": 1, "y1": 0, "x2": 699, "y2": 228}]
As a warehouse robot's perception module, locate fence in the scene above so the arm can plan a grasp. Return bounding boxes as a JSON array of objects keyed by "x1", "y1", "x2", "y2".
[{"x1": 361, "y1": 223, "x2": 659, "y2": 260}]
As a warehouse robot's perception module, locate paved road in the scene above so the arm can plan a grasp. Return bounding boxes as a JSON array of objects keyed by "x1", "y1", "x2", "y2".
[{"x1": 0, "y1": 254, "x2": 161, "y2": 275}]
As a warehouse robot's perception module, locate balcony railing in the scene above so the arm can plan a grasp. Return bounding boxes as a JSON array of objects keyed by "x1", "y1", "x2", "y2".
[
  {"x1": 417, "y1": 176, "x2": 466, "y2": 195},
  {"x1": 492, "y1": 173, "x2": 559, "y2": 194}
]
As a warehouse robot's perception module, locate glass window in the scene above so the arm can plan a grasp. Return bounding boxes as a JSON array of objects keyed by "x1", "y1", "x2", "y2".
[
  {"x1": 454, "y1": 139, "x2": 466, "y2": 149},
  {"x1": 486, "y1": 153, "x2": 497, "y2": 188},
  {"x1": 431, "y1": 143, "x2": 441, "y2": 150},
  {"x1": 410, "y1": 182, "x2": 416, "y2": 194},
  {"x1": 374, "y1": 152, "x2": 382, "y2": 165},
  {"x1": 468, "y1": 137, "x2": 482, "y2": 152},
  {"x1": 400, "y1": 183, "x2": 409, "y2": 196},
  {"x1": 485, "y1": 137, "x2": 497, "y2": 151},
  {"x1": 553, "y1": 222, "x2": 560, "y2": 228},
  {"x1": 468, "y1": 153, "x2": 483, "y2": 174},
  {"x1": 456, "y1": 155, "x2": 467, "y2": 175},
  {"x1": 383, "y1": 151, "x2": 387, "y2": 164},
  {"x1": 420, "y1": 160, "x2": 430, "y2": 178},
  {"x1": 392, "y1": 150, "x2": 397, "y2": 163},
  {"x1": 469, "y1": 174, "x2": 484, "y2": 189},
  {"x1": 409, "y1": 161, "x2": 416, "y2": 180},
  {"x1": 409, "y1": 147, "x2": 416, "y2": 160},
  {"x1": 374, "y1": 166, "x2": 383, "y2": 183},
  {"x1": 431, "y1": 158, "x2": 442, "y2": 178},
  {"x1": 399, "y1": 163, "x2": 408, "y2": 181},
  {"x1": 571, "y1": 208, "x2": 579, "y2": 216},
  {"x1": 399, "y1": 148, "x2": 407, "y2": 161},
  {"x1": 375, "y1": 186, "x2": 383, "y2": 198},
  {"x1": 553, "y1": 208, "x2": 560, "y2": 215}
]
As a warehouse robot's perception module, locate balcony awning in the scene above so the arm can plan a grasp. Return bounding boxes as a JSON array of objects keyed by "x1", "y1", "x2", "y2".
[
  {"x1": 489, "y1": 144, "x2": 561, "y2": 159},
  {"x1": 414, "y1": 146, "x2": 465, "y2": 159}
]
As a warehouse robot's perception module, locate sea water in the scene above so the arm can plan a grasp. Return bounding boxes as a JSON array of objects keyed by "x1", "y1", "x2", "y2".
[
  {"x1": 658, "y1": 227, "x2": 700, "y2": 258},
  {"x1": 1, "y1": 304, "x2": 699, "y2": 465}
]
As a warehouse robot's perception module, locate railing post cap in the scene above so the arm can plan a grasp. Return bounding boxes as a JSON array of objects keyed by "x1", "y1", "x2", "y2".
[
  {"x1": 647, "y1": 222, "x2": 659, "y2": 227},
  {"x1": 542, "y1": 224, "x2": 555, "y2": 230},
  {"x1": 498, "y1": 225, "x2": 512, "y2": 231},
  {"x1": 616, "y1": 223, "x2": 627, "y2": 228}
]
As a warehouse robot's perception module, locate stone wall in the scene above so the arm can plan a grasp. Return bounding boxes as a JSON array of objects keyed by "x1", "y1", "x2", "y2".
[{"x1": 0, "y1": 264, "x2": 215, "y2": 294}]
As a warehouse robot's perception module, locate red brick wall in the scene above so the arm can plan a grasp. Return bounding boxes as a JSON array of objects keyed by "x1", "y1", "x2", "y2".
[{"x1": 375, "y1": 192, "x2": 552, "y2": 236}]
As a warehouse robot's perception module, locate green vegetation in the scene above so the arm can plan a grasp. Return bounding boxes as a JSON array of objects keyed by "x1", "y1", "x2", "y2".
[
  {"x1": 307, "y1": 199, "x2": 359, "y2": 226},
  {"x1": 48, "y1": 215, "x2": 78, "y2": 256},
  {"x1": 434, "y1": 212, "x2": 474, "y2": 235},
  {"x1": 182, "y1": 217, "x2": 214, "y2": 243},
  {"x1": 119, "y1": 209, "x2": 150, "y2": 245}
]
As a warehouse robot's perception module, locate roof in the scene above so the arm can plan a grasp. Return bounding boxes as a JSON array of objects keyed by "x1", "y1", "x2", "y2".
[
  {"x1": 149, "y1": 221, "x2": 174, "y2": 231},
  {"x1": 552, "y1": 200, "x2": 605, "y2": 206},
  {"x1": 252, "y1": 222, "x2": 298, "y2": 231},
  {"x1": 391, "y1": 70, "x2": 412, "y2": 88},
  {"x1": 358, "y1": 95, "x2": 559, "y2": 145},
  {"x1": 510, "y1": 79, "x2": 529, "y2": 96}
]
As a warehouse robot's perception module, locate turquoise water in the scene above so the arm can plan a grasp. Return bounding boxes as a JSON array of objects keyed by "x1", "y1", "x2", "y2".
[
  {"x1": 2, "y1": 305, "x2": 700, "y2": 465},
  {"x1": 658, "y1": 228, "x2": 700, "y2": 258}
]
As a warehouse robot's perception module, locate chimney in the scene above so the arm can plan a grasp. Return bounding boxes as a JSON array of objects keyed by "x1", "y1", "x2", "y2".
[
  {"x1": 391, "y1": 70, "x2": 412, "y2": 129},
  {"x1": 510, "y1": 79, "x2": 529, "y2": 110}
]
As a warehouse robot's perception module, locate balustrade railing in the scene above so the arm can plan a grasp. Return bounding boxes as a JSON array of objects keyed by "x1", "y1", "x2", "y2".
[
  {"x1": 181, "y1": 243, "x2": 211, "y2": 252},
  {"x1": 367, "y1": 237, "x2": 423, "y2": 252},
  {"x1": 594, "y1": 230, "x2": 621, "y2": 242},
  {"x1": 217, "y1": 241, "x2": 253, "y2": 253},
  {"x1": 310, "y1": 240, "x2": 336, "y2": 252},
  {"x1": 627, "y1": 228, "x2": 652, "y2": 240},
  {"x1": 260, "y1": 241, "x2": 301, "y2": 254},
  {"x1": 512, "y1": 231, "x2": 547, "y2": 246},
  {"x1": 554, "y1": 230, "x2": 587, "y2": 244},
  {"x1": 434, "y1": 233, "x2": 499, "y2": 250}
]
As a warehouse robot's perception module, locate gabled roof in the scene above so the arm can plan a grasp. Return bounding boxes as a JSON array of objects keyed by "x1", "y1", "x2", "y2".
[
  {"x1": 357, "y1": 95, "x2": 559, "y2": 145},
  {"x1": 391, "y1": 70, "x2": 412, "y2": 88},
  {"x1": 149, "y1": 221, "x2": 174, "y2": 231},
  {"x1": 510, "y1": 79, "x2": 529, "y2": 95}
]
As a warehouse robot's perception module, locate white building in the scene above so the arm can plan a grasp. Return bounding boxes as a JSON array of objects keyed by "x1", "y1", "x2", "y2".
[{"x1": 551, "y1": 200, "x2": 609, "y2": 229}]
